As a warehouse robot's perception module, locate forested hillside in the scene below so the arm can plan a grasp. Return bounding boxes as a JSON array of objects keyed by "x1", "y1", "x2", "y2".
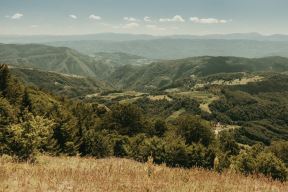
[
  {"x1": 210, "y1": 74, "x2": 288, "y2": 145},
  {"x1": 2, "y1": 0, "x2": 288, "y2": 190},
  {"x1": 0, "y1": 43, "x2": 112, "y2": 79},
  {"x1": 108, "y1": 56, "x2": 288, "y2": 90},
  {"x1": 1, "y1": 64, "x2": 288, "y2": 181},
  {"x1": 10, "y1": 67, "x2": 113, "y2": 98},
  {"x1": 2, "y1": 44, "x2": 288, "y2": 149},
  {"x1": 2, "y1": 43, "x2": 288, "y2": 91}
]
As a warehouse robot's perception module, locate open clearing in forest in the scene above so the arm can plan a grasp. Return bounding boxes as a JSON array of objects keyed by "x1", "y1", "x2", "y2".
[
  {"x1": 173, "y1": 91, "x2": 219, "y2": 113},
  {"x1": 166, "y1": 108, "x2": 186, "y2": 121}
]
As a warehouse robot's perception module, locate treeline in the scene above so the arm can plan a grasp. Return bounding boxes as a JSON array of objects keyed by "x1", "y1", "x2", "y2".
[{"x1": 0, "y1": 64, "x2": 287, "y2": 181}]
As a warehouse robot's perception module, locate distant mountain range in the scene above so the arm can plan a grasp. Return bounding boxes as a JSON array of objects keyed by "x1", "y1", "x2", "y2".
[
  {"x1": 47, "y1": 39, "x2": 288, "y2": 59},
  {"x1": 1, "y1": 32, "x2": 288, "y2": 43},
  {"x1": 2, "y1": 33, "x2": 288, "y2": 59},
  {"x1": 2, "y1": 43, "x2": 288, "y2": 92},
  {"x1": 0, "y1": 43, "x2": 152, "y2": 79}
]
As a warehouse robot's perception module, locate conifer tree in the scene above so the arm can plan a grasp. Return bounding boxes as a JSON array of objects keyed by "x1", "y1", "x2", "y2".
[{"x1": 0, "y1": 64, "x2": 10, "y2": 96}]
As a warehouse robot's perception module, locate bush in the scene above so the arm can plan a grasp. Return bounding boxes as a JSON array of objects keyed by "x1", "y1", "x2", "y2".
[
  {"x1": 230, "y1": 151, "x2": 256, "y2": 175},
  {"x1": 128, "y1": 135, "x2": 166, "y2": 163},
  {"x1": 219, "y1": 130, "x2": 240, "y2": 156},
  {"x1": 269, "y1": 141, "x2": 288, "y2": 166},
  {"x1": 102, "y1": 104, "x2": 145, "y2": 136},
  {"x1": 255, "y1": 152, "x2": 287, "y2": 181},
  {"x1": 187, "y1": 144, "x2": 216, "y2": 169},
  {"x1": 230, "y1": 144, "x2": 288, "y2": 181},
  {"x1": 4, "y1": 114, "x2": 54, "y2": 161},
  {"x1": 214, "y1": 153, "x2": 231, "y2": 172},
  {"x1": 150, "y1": 119, "x2": 168, "y2": 137},
  {"x1": 111, "y1": 134, "x2": 129, "y2": 157},
  {"x1": 128, "y1": 135, "x2": 216, "y2": 169},
  {"x1": 83, "y1": 130, "x2": 113, "y2": 158},
  {"x1": 163, "y1": 137, "x2": 190, "y2": 167},
  {"x1": 176, "y1": 115, "x2": 215, "y2": 146}
]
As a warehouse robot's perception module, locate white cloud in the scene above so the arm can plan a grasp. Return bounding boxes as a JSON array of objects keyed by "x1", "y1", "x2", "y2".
[
  {"x1": 146, "y1": 25, "x2": 165, "y2": 31},
  {"x1": 159, "y1": 15, "x2": 185, "y2": 23},
  {"x1": 7, "y1": 13, "x2": 24, "y2": 19},
  {"x1": 144, "y1": 16, "x2": 152, "y2": 22},
  {"x1": 89, "y1": 14, "x2": 102, "y2": 20},
  {"x1": 30, "y1": 25, "x2": 39, "y2": 28},
  {"x1": 69, "y1": 14, "x2": 78, "y2": 19},
  {"x1": 124, "y1": 17, "x2": 138, "y2": 22},
  {"x1": 122, "y1": 22, "x2": 140, "y2": 29},
  {"x1": 190, "y1": 17, "x2": 229, "y2": 24}
]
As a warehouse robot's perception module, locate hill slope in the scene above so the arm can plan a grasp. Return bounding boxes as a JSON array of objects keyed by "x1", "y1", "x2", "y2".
[
  {"x1": 2, "y1": 43, "x2": 288, "y2": 92},
  {"x1": 93, "y1": 52, "x2": 153, "y2": 66},
  {"x1": 0, "y1": 43, "x2": 112, "y2": 79},
  {"x1": 108, "y1": 56, "x2": 288, "y2": 90},
  {"x1": 10, "y1": 67, "x2": 113, "y2": 98},
  {"x1": 1, "y1": 156, "x2": 287, "y2": 192}
]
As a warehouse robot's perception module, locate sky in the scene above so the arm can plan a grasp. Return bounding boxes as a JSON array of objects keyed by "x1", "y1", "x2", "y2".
[{"x1": 1, "y1": 0, "x2": 288, "y2": 36}]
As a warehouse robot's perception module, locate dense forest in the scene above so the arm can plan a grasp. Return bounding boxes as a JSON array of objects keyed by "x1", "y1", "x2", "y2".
[{"x1": 0, "y1": 64, "x2": 287, "y2": 181}]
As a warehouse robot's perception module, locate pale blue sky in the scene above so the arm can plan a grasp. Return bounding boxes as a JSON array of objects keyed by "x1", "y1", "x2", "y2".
[{"x1": 1, "y1": 0, "x2": 288, "y2": 35}]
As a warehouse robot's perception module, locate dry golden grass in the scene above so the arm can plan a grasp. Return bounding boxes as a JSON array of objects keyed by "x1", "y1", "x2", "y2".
[
  {"x1": 1, "y1": 155, "x2": 287, "y2": 192},
  {"x1": 148, "y1": 95, "x2": 172, "y2": 101}
]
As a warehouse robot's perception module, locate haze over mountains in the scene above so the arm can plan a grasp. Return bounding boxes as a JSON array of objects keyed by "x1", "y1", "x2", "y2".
[
  {"x1": 1, "y1": 33, "x2": 288, "y2": 59},
  {"x1": 2, "y1": 33, "x2": 288, "y2": 43},
  {"x1": 47, "y1": 39, "x2": 288, "y2": 59}
]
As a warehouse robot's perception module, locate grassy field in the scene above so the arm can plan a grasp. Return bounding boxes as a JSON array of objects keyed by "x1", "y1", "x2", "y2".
[
  {"x1": 1, "y1": 155, "x2": 287, "y2": 192},
  {"x1": 166, "y1": 108, "x2": 186, "y2": 122},
  {"x1": 173, "y1": 91, "x2": 219, "y2": 114}
]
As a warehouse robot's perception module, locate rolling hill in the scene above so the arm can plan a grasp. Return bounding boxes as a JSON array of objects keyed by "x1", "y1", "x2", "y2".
[
  {"x1": 107, "y1": 56, "x2": 288, "y2": 90},
  {"x1": 10, "y1": 67, "x2": 113, "y2": 98},
  {"x1": 0, "y1": 44, "x2": 153, "y2": 81},
  {"x1": 2, "y1": 43, "x2": 288, "y2": 92},
  {"x1": 0, "y1": 43, "x2": 116, "y2": 79},
  {"x1": 92, "y1": 52, "x2": 153, "y2": 66}
]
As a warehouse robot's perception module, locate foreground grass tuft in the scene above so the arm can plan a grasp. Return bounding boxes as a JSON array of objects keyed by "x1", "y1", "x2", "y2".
[{"x1": 0, "y1": 155, "x2": 287, "y2": 192}]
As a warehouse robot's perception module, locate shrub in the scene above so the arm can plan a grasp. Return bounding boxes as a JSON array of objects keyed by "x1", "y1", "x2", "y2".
[
  {"x1": 230, "y1": 151, "x2": 256, "y2": 175},
  {"x1": 150, "y1": 119, "x2": 168, "y2": 137},
  {"x1": 128, "y1": 135, "x2": 166, "y2": 163},
  {"x1": 219, "y1": 130, "x2": 240, "y2": 156},
  {"x1": 164, "y1": 137, "x2": 189, "y2": 167},
  {"x1": 176, "y1": 115, "x2": 215, "y2": 146},
  {"x1": 214, "y1": 153, "x2": 231, "y2": 172},
  {"x1": 103, "y1": 104, "x2": 145, "y2": 136},
  {"x1": 187, "y1": 144, "x2": 216, "y2": 169},
  {"x1": 230, "y1": 144, "x2": 288, "y2": 181},
  {"x1": 5, "y1": 114, "x2": 54, "y2": 161},
  {"x1": 269, "y1": 141, "x2": 288, "y2": 166},
  {"x1": 255, "y1": 152, "x2": 287, "y2": 181},
  {"x1": 83, "y1": 130, "x2": 113, "y2": 158}
]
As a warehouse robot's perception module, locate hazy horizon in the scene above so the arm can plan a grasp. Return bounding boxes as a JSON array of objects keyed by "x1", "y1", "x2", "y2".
[
  {"x1": 1, "y1": 0, "x2": 288, "y2": 36},
  {"x1": 1, "y1": 32, "x2": 288, "y2": 37}
]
